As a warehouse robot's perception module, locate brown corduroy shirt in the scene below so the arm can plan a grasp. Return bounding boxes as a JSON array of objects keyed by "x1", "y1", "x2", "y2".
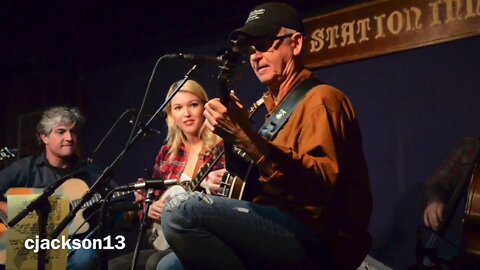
[{"x1": 253, "y1": 69, "x2": 373, "y2": 269}]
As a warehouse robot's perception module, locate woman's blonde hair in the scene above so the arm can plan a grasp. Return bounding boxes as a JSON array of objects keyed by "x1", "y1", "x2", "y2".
[{"x1": 164, "y1": 79, "x2": 220, "y2": 160}]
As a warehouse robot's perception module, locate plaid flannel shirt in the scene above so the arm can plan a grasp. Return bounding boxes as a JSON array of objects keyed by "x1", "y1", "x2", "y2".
[
  {"x1": 422, "y1": 135, "x2": 480, "y2": 206},
  {"x1": 138, "y1": 141, "x2": 225, "y2": 221},
  {"x1": 151, "y1": 141, "x2": 225, "y2": 198}
]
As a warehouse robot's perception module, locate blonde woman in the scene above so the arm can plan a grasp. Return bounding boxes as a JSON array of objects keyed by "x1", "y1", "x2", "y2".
[
  {"x1": 144, "y1": 79, "x2": 224, "y2": 218},
  {"x1": 109, "y1": 80, "x2": 225, "y2": 270}
]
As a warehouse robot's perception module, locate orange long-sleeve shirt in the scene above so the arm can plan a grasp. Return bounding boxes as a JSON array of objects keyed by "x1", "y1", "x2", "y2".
[{"x1": 254, "y1": 69, "x2": 373, "y2": 269}]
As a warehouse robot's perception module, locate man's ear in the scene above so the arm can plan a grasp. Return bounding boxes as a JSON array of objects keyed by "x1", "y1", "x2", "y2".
[
  {"x1": 40, "y1": 134, "x2": 49, "y2": 145},
  {"x1": 292, "y1": 32, "x2": 303, "y2": 56}
]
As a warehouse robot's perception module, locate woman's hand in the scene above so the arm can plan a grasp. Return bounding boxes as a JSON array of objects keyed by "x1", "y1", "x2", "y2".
[{"x1": 148, "y1": 195, "x2": 171, "y2": 221}]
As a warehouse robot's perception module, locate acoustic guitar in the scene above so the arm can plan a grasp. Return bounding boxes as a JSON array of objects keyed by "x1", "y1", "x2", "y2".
[
  {"x1": 4, "y1": 178, "x2": 132, "y2": 235},
  {"x1": 0, "y1": 178, "x2": 132, "y2": 264}
]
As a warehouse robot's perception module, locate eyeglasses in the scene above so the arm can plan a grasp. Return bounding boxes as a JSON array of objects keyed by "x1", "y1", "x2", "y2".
[{"x1": 248, "y1": 34, "x2": 294, "y2": 54}]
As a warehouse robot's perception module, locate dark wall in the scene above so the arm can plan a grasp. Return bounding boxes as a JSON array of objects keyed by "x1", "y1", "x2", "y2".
[
  {"x1": 2, "y1": 22, "x2": 478, "y2": 268},
  {"x1": 315, "y1": 36, "x2": 480, "y2": 268}
]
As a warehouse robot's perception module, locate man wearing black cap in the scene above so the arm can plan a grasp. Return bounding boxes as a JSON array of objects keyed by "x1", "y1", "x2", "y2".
[{"x1": 160, "y1": 2, "x2": 373, "y2": 269}]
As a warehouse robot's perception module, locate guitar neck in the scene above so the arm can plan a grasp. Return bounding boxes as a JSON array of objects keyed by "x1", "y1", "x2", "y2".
[
  {"x1": 221, "y1": 98, "x2": 264, "y2": 181},
  {"x1": 71, "y1": 190, "x2": 132, "y2": 209},
  {"x1": 190, "y1": 146, "x2": 225, "y2": 191},
  {"x1": 215, "y1": 64, "x2": 265, "y2": 199},
  {"x1": 224, "y1": 144, "x2": 245, "y2": 177}
]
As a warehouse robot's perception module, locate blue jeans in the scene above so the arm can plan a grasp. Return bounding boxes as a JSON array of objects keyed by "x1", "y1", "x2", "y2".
[
  {"x1": 156, "y1": 251, "x2": 183, "y2": 270},
  {"x1": 68, "y1": 247, "x2": 99, "y2": 270},
  {"x1": 67, "y1": 228, "x2": 100, "y2": 270},
  {"x1": 160, "y1": 192, "x2": 330, "y2": 270}
]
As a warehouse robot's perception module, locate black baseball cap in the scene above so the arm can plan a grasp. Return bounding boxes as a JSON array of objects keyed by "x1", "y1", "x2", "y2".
[{"x1": 230, "y1": 2, "x2": 304, "y2": 39}]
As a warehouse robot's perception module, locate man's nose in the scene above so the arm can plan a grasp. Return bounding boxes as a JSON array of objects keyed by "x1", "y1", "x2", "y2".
[
  {"x1": 250, "y1": 51, "x2": 262, "y2": 61},
  {"x1": 64, "y1": 131, "x2": 72, "y2": 140}
]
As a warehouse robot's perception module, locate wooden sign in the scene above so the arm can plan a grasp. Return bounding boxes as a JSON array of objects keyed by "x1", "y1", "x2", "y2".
[{"x1": 303, "y1": 0, "x2": 480, "y2": 68}]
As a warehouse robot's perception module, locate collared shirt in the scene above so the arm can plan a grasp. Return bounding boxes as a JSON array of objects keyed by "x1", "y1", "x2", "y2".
[
  {"x1": 0, "y1": 152, "x2": 105, "y2": 201},
  {"x1": 422, "y1": 135, "x2": 480, "y2": 206},
  {"x1": 254, "y1": 69, "x2": 372, "y2": 269}
]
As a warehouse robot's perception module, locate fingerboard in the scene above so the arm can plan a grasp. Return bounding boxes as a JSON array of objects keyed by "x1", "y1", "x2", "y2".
[{"x1": 70, "y1": 190, "x2": 133, "y2": 210}]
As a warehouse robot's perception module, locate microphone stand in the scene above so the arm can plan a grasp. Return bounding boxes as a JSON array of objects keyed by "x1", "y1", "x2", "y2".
[
  {"x1": 58, "y1": 63, "x2": 201, "y2": 270},
  {"x1": 88, "y1": 107, "x2": 136, "y2": 164},
  {"x1": 7, "y1": 167, "x2": 84, "y2": 270},
  {"x1": 97, "y1": 188, "x2": 153, "y2": 270},
  {"x1": 36, "y1": 200, "x2": 50, "y2": 270},
  {"x1": 97, "y1": 187, "x2": 118, "y2": 270},
  {"x1": 130, "y1": 189, "x2": 154, "y2": 270}
]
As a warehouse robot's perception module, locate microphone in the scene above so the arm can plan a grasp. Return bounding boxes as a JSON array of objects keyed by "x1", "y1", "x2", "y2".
[
  {"x1": 117, "y1": 179, "x2": 177, "y2": 191},
  {"x1": 165, "y1": 53, "x2": 224, "y2": 65},
  {"x1": 231, "y1": 35, "x2": 248, "y2": 54}
]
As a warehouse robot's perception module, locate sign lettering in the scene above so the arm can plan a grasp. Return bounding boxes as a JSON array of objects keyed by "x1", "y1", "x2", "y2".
[{"x1": 304, "y1": 0, "x2": 480, "y2": 68}]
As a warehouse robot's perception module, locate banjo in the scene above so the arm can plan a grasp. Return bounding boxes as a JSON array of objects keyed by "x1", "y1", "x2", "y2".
[{"x1": 150, "y1": 94, "x2": 266, "y2": 251}]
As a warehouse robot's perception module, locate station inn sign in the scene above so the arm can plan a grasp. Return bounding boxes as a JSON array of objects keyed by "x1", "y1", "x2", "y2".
[{"x1": 303, "y1": 0, "x2": 480, "y2": 68}]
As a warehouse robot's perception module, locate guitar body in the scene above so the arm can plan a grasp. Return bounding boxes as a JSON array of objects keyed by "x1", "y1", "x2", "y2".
[
  {"x1": 56, "y1": 178, "x2": 91, "y2": 235},
  {"x1": 4, "y1": 178, "x2": 132, "y2": 236},
  {"x1": 0, "y1": 178, "x2": 130, "y2": 265},
  {"x1": 218, "y1": 169, "x2": 249, "y2": 200},
  {"x1": 6, "y1": 178, "x2": 92, "y2": 235}
]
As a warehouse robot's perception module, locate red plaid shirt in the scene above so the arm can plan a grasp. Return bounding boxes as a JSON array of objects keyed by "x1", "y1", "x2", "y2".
[
  {"x1": 138, "y1": 141, "x2": 225, "y2": 220},
  {"x1": 151, "y1": 141, "x2": 225, "y2": 198}
]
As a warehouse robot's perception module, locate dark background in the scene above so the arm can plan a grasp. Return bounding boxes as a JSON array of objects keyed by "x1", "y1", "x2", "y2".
[{"x1": 2, "y1": 1, "x2": 479, "y2": 269}]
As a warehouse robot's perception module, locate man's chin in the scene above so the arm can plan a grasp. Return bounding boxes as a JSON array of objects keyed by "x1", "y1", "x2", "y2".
[
  {"x1": 59, "y1": 151, "x2": 76, "y2": 158},
  {"x1": 257, "y1": 76, "x2": 275, "y2": 85}
]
